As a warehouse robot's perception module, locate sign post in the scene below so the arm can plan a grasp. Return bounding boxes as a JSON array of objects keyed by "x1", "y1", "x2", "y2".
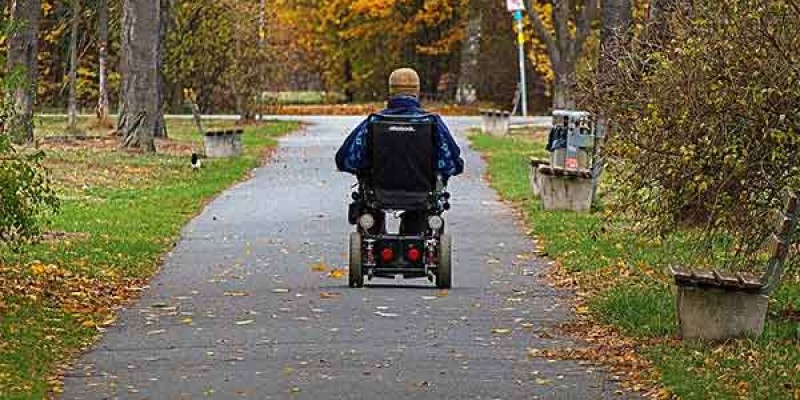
[{"x1": 507, "y1": 0, "x2": 528, "y2": 117}]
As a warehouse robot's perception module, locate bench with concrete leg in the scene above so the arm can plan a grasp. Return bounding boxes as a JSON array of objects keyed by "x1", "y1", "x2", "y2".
[
  {"x1": 479, "y1": 109, "x2": 511, "y2": 137},
  {"x1": 535, "y1": 110, "x2": 599, "y2": 212},
  {"x1": 203, "y1": 129, "x2": 244, "y2": 158},
  {"x1": 528, "y1": 158, "x2": 550, "y2": 197},
  {"x1": 671, "y1": 191, "x2": 799, "y2": 340}
]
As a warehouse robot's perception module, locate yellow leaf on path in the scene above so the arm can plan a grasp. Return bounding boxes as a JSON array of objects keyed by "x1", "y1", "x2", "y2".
[
  {"x1": 310, "y1": 262, "x2": 328, "y2": 272},
  {"x1": 320, "y1": 292, "x2": 341, "y2": 299},
  {"x1": 491, "y1": 328, "x2": 512, "y2": 335},
  {"x1": 328, "y1": 269, "x2": 345, "y2": 279},
  {"x1": 436, "y1": 290, "x2": 449, "y2": 298},
  {"x1": 224, "y1": 291, "x2": 249, "y2": 297},
  {"x1": 181, "y1": 317, "x2": 193, "y2": 325}
]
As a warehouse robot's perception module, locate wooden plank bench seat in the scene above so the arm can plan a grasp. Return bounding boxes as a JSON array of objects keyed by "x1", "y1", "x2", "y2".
[
  {"x1": 536, "y1": 165, "x2": 593, "y2": 179},
  {"x1": 671, "y1": 266, "x2": 764, "y2": 292}
]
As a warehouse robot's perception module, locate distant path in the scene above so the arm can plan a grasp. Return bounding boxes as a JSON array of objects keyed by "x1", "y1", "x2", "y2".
[{"x1": 62, "y1": 116, "x2": 634, "y2": 399}]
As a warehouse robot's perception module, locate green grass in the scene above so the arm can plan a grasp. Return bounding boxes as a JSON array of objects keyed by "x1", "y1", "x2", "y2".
[
  {"x1": 469, "y1": 131, "x2": 800, "y2": 399},
  {"x1": 0, "y1": 117, "x2": 298, "y2": 399}
]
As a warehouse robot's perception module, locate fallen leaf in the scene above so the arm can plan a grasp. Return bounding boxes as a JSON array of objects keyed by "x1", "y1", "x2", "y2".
[
  {"x1": 236, "y1": 320, "x2": 254, "y2": 325},
  {"x1": 224, "y1": 291, "x2": 249, "y2": 297},
  {"x1": 310, "y1": 262, "x2": 328, "y2": 272},
  {"x1": 272, "y1": 288, "x2": 290, "y2": 294},
  {"x1": 320, "y1": 292, "x2": 341, "y2": 299},
  {"x1": 181, "y1": 317, "x2": 193, "y2": 325},
  {"x1": 436, "y1": 290, "x2": 449, "y2": 298},
  {"x1": 375, "y1": 312, "x2": 399, "y2": 318},
  {"x1": 491, "y1": 328, "x2": 512, "y2": 335},
  {"x1": 328, "y1": 269, "x2": 346, "y2": 279},
  {"x1": 147, "y1": 329, "x2": 166, "y2": 335}
]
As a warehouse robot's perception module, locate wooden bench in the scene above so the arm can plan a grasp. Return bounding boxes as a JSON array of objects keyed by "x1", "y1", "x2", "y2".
[
  {"x1": 479, "y1": 109, "x2": 511, "y2": 137},
  {"x1": 672, "y1": 191, "x2": 798, "y2": 340},
  {"x1": 203, "y1": 129, "x2": 244, "y2": 158}
]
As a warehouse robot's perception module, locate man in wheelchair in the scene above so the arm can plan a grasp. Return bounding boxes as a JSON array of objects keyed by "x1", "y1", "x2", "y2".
[{"x1": 335, "y1": 68, "x2": 464, "y2": 288}]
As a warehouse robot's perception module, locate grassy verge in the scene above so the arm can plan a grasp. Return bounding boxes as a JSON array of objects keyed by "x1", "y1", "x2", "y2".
[
  {"x1": 0, "y1": 117, "x2": 298, "y2": 399},
  {"x1": 470, "y1": 132, "x2": 800, "y2": 400}
]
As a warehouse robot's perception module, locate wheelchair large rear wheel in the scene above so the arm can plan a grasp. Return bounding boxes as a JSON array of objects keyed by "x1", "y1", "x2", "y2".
[
  {"x1": 349, "y1": 232, "x2": 364, "y2": 288},
  {"x1": 436, "y1": 234, "x2": 452, "y2": 289}
]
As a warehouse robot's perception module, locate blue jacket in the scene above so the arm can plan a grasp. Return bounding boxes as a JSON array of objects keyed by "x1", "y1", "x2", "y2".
[{"x1": 335, "y1": 96, "x2": 464, "y2": 179}]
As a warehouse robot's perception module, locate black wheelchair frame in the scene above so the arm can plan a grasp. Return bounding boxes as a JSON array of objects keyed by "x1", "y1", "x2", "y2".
[{"x1": 347, "y1": 114, "x2": 453, "y2": 289}]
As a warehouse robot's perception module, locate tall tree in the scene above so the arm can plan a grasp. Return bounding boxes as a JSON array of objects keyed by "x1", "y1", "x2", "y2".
[
  {"x1": 118, "y1": 0, "x2": 162, "y2": 152},
  {"x1": 96, "y1": 0, "x2": 111, "y2": 124},
  {"x1": 67, "y1": 0, "x2": 81, "y2": 131},
  {"x1": 528, "y1": 0, "x2": 597, "y2": 109},
  {"x1": 7, "y1": 0, "x2": 41, "y2": 143}
]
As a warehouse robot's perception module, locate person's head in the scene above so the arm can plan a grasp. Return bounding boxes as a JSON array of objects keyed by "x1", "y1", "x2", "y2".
[{"x1": 388, "y1": 68, "x2": 420, "y2": 98}]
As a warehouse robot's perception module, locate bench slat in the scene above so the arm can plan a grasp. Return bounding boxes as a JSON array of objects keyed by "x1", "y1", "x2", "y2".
[
  {"x1": 692, "y1": 269, "x2": 718, "y2": 285},
  {"x1": 786, "y1": 192, "x2": 798, "y2": 215},
  {"x1": 670, "y1": 266, "x2": 694, "y2": 283},
  {"x1": 736, "y1": 272, "x2": 763, "y2": 289},
  {"x1": 713, "y1": 269, "x2": 741, "y2": 287},
  {"x1": 770, "y1": 234, "x2": 789, "y2": 260}
]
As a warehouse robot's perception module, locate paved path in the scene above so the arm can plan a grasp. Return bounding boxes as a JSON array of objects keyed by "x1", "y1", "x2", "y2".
[{"x1": 63, "y1": 117, "x2": 631, "y2": 399}]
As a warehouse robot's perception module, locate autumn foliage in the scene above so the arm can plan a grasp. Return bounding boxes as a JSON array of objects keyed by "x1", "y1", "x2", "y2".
[{"x1": 583, "y1": 0, "x2": 800, "y2": 268}]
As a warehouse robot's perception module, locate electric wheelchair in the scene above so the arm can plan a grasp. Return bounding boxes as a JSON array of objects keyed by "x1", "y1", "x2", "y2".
[{"x1": 347, "y1": 114, "x2": 453, "y2": 289}]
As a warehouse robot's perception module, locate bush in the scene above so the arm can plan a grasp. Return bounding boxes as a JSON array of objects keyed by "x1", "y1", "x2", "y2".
[
  {"x1": 1, "y1": 63, "x2": 59, "y2": 250},
  {"x1": 583, "y1": 0, "x2": 800, "y2": 268}
]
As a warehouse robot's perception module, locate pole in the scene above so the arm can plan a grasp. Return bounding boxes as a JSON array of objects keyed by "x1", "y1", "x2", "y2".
[{"x1": 514, "y1": 10, "x2": 528, "y2": 117}]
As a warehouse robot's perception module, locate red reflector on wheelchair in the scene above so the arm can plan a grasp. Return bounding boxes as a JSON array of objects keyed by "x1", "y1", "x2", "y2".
[
  {"x1": 407, "y1": 248, "x2": 421, "y2": 262},
  {"x1": 381, "y1": 248, "x2": 394, "y2": 262}
]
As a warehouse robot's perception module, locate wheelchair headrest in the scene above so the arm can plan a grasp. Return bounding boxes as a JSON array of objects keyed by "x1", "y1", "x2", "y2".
[{"x1": 366, "y1": 113, "x2": 437, "y2": 210}]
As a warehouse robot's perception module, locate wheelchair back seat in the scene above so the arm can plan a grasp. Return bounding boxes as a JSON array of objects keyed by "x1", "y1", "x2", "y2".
[{"x1": 367, "y1": 114, "x2": 437, "y2": 210}]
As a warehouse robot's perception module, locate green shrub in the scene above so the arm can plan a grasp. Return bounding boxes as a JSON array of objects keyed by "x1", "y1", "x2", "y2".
[{"x1": 582, "y1": 0, "x2": 800, "y2": 269}]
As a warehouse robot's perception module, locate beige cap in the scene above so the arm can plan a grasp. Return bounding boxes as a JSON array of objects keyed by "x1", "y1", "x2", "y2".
[{"x1": 389, "y1": 68, "x2": 421, "y2": 96}]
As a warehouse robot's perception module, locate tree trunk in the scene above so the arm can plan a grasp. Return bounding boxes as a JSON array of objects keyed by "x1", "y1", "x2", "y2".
[
  {"x1": 155, "y1": 0, "x2": 171, "y2": 138},
  {"x1": 528, "y1": 0, "x2": 594, "y2": 111},
  {"x1": 552, "y1": 69, "x2": 576, "y2": 109},
  {"x1": 97, "y1": 0, "x2": 110, "y2": 124},
  {"x1": 118, "y1": 0, "x2": 162, "y2": 152},
  {"x1": 67, "y1": 0, "x2": 80, "y2": 131},
  {"x1": 7, "y1": 0, "x2": 40, "y2": 144},
  {"x1": 455, "y1": 9, "x2": 481, "y2": 105}
]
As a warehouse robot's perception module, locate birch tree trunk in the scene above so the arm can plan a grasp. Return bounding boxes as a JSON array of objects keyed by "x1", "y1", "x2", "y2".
[
  {"x1": 97, "y1": 0, "x2": 110, "y2": 124},
  {"x1": 7, "y1": 0, "x2": 41, "y2": 143},
  {"x1": 118, "y1": 0, "x2": 162, "y2": 152},
  {"x1": 67, "y1": 0, "x2": 80, "y2": 131}
]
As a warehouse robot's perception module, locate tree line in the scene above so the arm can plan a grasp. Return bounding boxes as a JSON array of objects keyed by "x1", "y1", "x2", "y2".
[{"x1": 2, "y1": 0, "x2": 647, "y2": 151}]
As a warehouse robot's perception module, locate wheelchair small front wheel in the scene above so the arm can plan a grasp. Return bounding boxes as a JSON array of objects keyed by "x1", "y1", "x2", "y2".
[
  {"x1": 349, "y1": 232, "x2": 364, "y2": 288},
  {"x1": 436, "y1": 233, "x2": 452, "y2": 289}
]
